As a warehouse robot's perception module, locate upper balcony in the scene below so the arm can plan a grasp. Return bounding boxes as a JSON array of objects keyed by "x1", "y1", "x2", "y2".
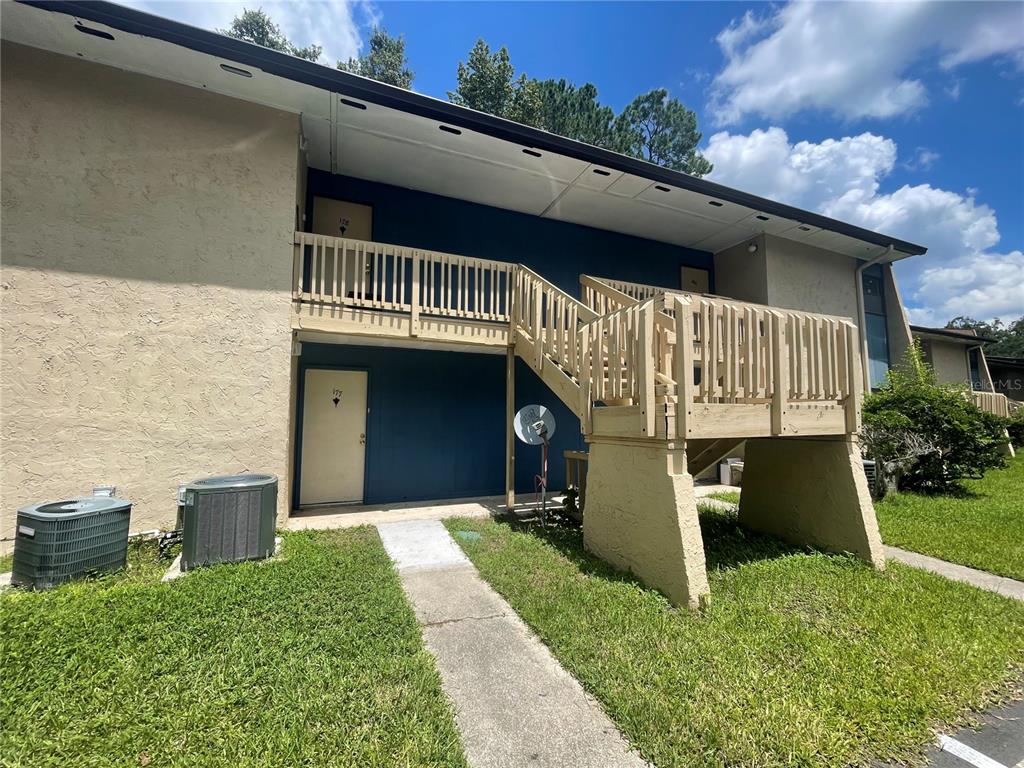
[{"x1": 292, "y1": 231, "x2": 864, "y2": 446}]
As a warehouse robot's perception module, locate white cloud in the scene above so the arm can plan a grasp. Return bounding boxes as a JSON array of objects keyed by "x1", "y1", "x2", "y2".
[
  {"x1": 120, "y1": 0, "x2": 373, "y2": 65},
  {"x1": 705, "y1": 128, "x2": 895, "y2": 209},
  {"x1": 710, "y1": 1, "x2": 1024, "y2": 124},
  {"x1": 705, "y1": 127, "x2": 1024, "y2": 325},
  {"x1": 903, "y1": 147, "x2": 939, "y2": 171},
  {"x1": 908, "y1": 251, "x2": 1024, "y2": 326}
]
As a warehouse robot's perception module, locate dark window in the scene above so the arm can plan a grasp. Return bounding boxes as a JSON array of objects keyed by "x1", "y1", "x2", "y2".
[{"x1": 862, "y1": 265, "x2": 890, "y2": 388}]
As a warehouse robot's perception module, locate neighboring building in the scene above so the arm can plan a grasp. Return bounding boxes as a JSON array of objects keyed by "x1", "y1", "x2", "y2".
[
  {"x1": 912, "y1": 325, "x2": 996, "y2": 390},
  {"x1": 911, "y1": 325, "x2": 1014, "y2": 419},
  {"x1": 986, "y1": 356, "x2": 1024, "y2": 403},
  {"x1": 1, "y1": 1, "x2": 926, "y2": 605}
]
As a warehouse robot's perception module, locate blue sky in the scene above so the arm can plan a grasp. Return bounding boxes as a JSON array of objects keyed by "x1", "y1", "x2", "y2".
[{"x1": 129, "y1": 1, "x2": 1024, "y2": 326}]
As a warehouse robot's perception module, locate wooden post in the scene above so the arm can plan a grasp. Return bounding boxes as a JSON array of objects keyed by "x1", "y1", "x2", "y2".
[
  {"x1": 674, "y1": 297, "x2": 693, "y2": 439},
  {"x1": 844, "y1": 322, "x2": 862, "y2": 434},
  {"x1": 506, "y1": 343, "x2": 516, "y2": 509},
  {"x1": 638, "y1": 302, "x2": 656, "y2": 437},
  {"x1": 533, "y1": 280, "x2": 544, "y2": 370},
  {"x1": 410, "y1": 249, "x2": 420, "y2": 337},
  {"x1": 771, "y1": 312, "x2": 788, "y2": 435},
  {"x1": 292, "y1": 233, "x2": 302, "y2": 299}
]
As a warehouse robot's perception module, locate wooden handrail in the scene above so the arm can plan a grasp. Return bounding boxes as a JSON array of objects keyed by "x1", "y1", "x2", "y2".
[
  {"x1": 971, "y1": 390, "x2": 1011, "y2": 418},
  {"x1": 580, "y1": 275, "x2": 636, "y2": 316},
  {"x1": 293, "y1": 231, "x2": 516, "y2": 323},
  {"x1": 521, "y1": 265, "x2": 597, "y2": 322},
  {"x1": 294, "y1": 234, "x2": 865, "y2": 440}
]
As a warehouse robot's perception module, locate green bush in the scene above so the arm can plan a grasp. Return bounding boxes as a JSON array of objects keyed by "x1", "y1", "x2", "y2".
[
  {"x1": 863, "y1": 344, "x2": 1007, "y2": 492},
  {"x1": 1006, "y1": 407, "x2": 1024, "y2": 446}
]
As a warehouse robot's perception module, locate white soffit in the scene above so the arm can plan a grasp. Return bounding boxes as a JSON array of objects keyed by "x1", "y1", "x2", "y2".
[
  {"x1": 1, "y1": 1, "x2": 916, "y2": 260},
  {"x1": 302, "y1": 116, "x2": 332, "y2": 172},
  {"x1": 0, "y1": 1, "x2": 331, "y2": 118},
  {"x1": 573, "y1": 164, "x2": 623, "y2": 192}
]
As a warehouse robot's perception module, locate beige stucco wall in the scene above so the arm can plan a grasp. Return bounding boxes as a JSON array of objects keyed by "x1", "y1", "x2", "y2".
[
  {"x1": 763, "y1": 235, "x2": 861, "y2": 324},
  {"x1": 583, "y1": 439, "x2": 709, "y2": 609},
  {"x1": 739, "y1": 437, "x2": 884, "y2": 568},
  {"x1": 712, "y1": 234, "x2": 768, "y2": 305},
  {"x1": 1, "y1": 44, "x2": 299, "y2": 541},
  {"x1": 925, "y1": 339, "x2": 971, "y2": 386}
]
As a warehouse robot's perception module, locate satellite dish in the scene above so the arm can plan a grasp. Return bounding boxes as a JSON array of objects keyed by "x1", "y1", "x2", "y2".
[{"x1": 514, "y1": 405, "x2": 556, "y2": 445}]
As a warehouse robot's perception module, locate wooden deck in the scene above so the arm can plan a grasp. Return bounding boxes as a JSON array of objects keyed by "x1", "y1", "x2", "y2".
[{"x1": 292, "y1": 232, "x2": 863, "y2": 448}]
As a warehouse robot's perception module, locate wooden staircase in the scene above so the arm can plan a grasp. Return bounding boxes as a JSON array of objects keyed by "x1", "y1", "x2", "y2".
[{"x1": 292, "y1": 232, "x2": 865, "y2": 447}]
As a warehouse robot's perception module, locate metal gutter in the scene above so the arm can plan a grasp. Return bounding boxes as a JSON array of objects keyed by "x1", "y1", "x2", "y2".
[
  {"x1": 909, "y1": 325, "x2": 998, "y2": 344},
  {"x1": 21, "y1": 0, "x2": 929, "y2": 258}
]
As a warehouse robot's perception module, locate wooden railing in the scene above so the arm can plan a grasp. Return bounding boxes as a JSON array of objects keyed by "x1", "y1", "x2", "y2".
[
  {"x1": 971, "y1": 390, "x2": 1011, "y2": 418},
  {"x1": 671, "y1": 295, "x2": 861, "y2": 436},
  {"x1": 513, "y1": 265, "x2": 596, "y2": 384},
  {"x1": 295, "y1": 234, "x2": 863, "y2": 440},
  {"x1": 579, "y1": 289, "x2": 861, "y2": 438},
  {"x1": 583, "y1": 275, "x2": 664, "y2": 306},
  {"x1": 580, "y1": 275, "x2": 640, "y2": 316},
  {"x1": 294, "y1": 232, "x2": 515, "y2": 323}
]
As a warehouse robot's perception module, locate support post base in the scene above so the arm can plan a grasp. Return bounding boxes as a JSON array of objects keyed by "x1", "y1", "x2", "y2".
[
  {"x1": 739, "y1": 437, "x2": 885, "y2": 568},
  {"x1": 583, "y1": 439, "x2": 710, "y2": 609}
]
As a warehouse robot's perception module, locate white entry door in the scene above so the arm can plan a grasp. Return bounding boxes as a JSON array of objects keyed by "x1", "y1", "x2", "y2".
[{"x1": 300, "y1": 369, "x2": 368, "y2": 506}]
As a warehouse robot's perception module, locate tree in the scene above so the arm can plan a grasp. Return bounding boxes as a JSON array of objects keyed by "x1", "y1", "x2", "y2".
[
  {"x1": 449, "y1": 40, "x2": 526, "y2": 120},
  {"x1": 449, "y1": 41, "x2": 712, "y2": 177},
  {"x1": 862, "y1": 343, "x2": 1007, "y2": 493},
  {"x1": 946, "y1": 315, "x2": 1024, "y2": 358},
  {"x1": 221, "y1": 8, "x2": 321, "y2": 61},
  {"x1": 535, "y1": 79, "x2": 622, "y2": 149},
  {"x1": 614, "y1": 89, "x2": 712, "y2": 176},
  {"x1": 339, "y1": 28, "x2": 414, "y2": 89}
]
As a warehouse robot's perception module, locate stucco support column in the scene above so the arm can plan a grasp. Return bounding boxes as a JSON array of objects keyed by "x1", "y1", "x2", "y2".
[
  {"x1": 739, "y1": 437, "x2": 885, "y2": 568},
  {"x1": 583, "y1": 438, "x2": 710, "y2": 610}
]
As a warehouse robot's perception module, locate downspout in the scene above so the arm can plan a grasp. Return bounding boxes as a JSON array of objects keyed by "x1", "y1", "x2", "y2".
[{"x1": 855, "y1": 244, "x2": 895, "y2": 391}]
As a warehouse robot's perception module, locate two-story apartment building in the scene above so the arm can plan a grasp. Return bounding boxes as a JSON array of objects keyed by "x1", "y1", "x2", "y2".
[
  {"x1": 912, "y1": 325, "x2": 1016, "y2": 421},
  {"x1": 2, "y1": 1, "x2": 931, "y2": 605}
]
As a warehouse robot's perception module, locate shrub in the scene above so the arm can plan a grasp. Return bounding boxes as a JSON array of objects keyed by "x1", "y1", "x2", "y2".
[
  {"x1": 863, "y1": 344, "x2": 1007, "y2": 492},
  {"x1": 1006, "y1": 407, "x2": 1024, "y2": 446}
]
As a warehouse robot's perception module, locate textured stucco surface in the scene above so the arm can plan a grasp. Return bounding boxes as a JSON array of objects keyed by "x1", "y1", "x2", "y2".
[
  {"x1": 926, "y1": 339, "x2": 972, "y2": 387},
  {"x1": 739, "y1": 437, "x2": 885, "y2": 567},
  {"x1": 712, "y1": 235, "x2": 769, "y2": 306},
  {"x1": 583, "y1": 440, "x2": 710, "y2": 609},
  {"x1": 1, "y1": 44, "x2": 298, "y2": 540},
  {"x1": 764, "y1": 235, "x2": 861, "y2": 323}
]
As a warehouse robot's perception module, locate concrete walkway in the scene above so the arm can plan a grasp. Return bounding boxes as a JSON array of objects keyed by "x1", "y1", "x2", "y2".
[
  {"x1": 376, "y1": 519, "x2": 648, "y2": 768},
  {"x1": 885, "y1": 546, "x2": 1024, "y2": 602}
]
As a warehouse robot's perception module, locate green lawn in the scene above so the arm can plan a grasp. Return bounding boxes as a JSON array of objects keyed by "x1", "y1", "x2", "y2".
[
  {"x1": 876, "y1": 454, "x2": 1024, "y2": 580},
  {"x1": 705, "y1": 490, "x2": 741, "y2": 505},
  {"x1": 1, "y1": 529, "x2": 465, "y2": 768},
  {"x1": 446, "y1": 510, "x2": 1024, "y2": 768}
]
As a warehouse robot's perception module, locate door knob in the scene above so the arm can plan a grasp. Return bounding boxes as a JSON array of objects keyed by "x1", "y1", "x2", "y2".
[{"x1": 359, "y1": 433, "x2": 366, "y2": 445}]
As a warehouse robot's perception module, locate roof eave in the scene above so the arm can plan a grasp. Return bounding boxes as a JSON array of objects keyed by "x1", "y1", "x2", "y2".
[{"x1": 22, "y1": 0, "x2": 929, "y2": 258}]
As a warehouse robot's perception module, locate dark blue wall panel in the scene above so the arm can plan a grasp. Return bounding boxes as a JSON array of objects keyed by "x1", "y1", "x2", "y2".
[
  {"x1": 306, "y1": 171, "x2": 714, "y2": 296},
  {"x1": 297, "y1": 173, "x2": 713, "y2": 505},
  {"x1": 297, "y1": 343, "x2": 584, "y2": 506},
  {"x1": 512, "y1": 357, "x2": 585, "y2": 498}
]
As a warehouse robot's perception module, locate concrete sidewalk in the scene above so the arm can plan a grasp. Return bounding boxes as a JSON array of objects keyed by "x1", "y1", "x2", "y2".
[
  {"x1": 377, "y1": 519, "x2": 647, "y2": 768},
  {"x1": 885, "y1": 546, "x2": 1024, "y2": 602}
]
